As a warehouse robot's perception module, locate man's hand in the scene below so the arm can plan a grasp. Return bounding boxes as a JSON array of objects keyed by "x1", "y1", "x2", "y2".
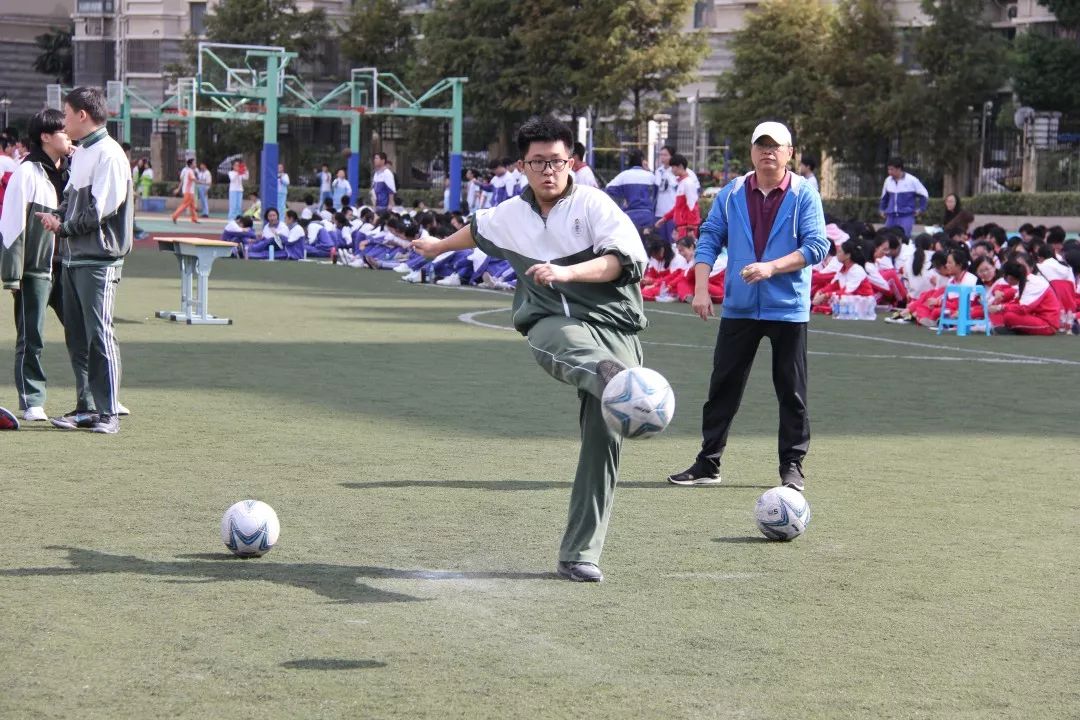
[
  {"x1": 691, "y1": 289, "x2": 714, "y2": 321},
  {"x1": 739, "y1": 262, "x2": 775, "y2": 285},
  {"x1": 525, "y1": 262, "x2": 573, "y2": 287},
  {"x1": 35, "y1": 213, "x2": 61, "y2": 233},
  {"x1": 411, "y1": 237, "x2": 442, "y2": 259}
]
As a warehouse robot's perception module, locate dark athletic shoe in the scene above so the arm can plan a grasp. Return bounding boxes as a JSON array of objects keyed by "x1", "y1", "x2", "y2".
[
  {"x1": 780, "y1": 462, "x2": 806, "y2": 492},
  {"x1": 596, "y1": 359, "x2": 626, "y2": 386},
  {"x1": 50, "y1": 410, "x2": 99, "y2": 430},
  {"x1": 0, "y1": 406, "x2": 19, "y2": 431},
  {"x1": 667, "y1": 464, "x2": 722, "y2": 486},
  {"x1": 89, "y1": 415, "x2": 120, "y2": 435},
  {"x1": 556, "y1": 561, "x2": 603, "y2": 583}
]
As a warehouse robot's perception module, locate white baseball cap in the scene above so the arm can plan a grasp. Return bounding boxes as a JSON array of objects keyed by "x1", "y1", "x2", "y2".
[{"x1": 751, "y1": 121, "x2": 793, "y2": 147}]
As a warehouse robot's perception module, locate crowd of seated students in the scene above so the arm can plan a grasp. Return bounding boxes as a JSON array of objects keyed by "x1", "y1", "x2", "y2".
[
  {"x1": 219, "y1": 191, "x2": 1080, "y2": 334},
  {"x1": 219, "y1": 195, "x2": 520, "y2": 291},
  {"x1": 810, "y1": 219, "x2": 1079, "y2": 336}
]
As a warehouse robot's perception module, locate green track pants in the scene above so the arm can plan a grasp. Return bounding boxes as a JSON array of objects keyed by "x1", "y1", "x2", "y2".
[
  {"x1": 62, "y1": 264, "x2": 122, "y2": 416},
  {"x1": 526, "y1": 315, "x2": 643, "y2": 564},
  {"x1": 12, "y1": 276, "x2": 53, "y2": 410}
]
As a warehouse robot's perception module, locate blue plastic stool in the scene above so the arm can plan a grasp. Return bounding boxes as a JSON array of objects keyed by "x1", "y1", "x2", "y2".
[{"x1": 937, "y1": 284, "x2": 991, "y2": 337}]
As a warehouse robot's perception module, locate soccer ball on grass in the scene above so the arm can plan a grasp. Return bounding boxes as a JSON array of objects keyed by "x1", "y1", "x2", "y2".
[{"x1": 221, "y1": 500, "x2": 280, "y2": 557}]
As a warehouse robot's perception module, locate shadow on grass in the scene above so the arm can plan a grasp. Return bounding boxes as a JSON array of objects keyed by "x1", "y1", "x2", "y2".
[
  {"x1": 0, "y1": 547, "x2": 555, "y2": 605},
  {"x1": 712, "y1": 536, "x2": 772, "y2": 544},
  {"x1": 341, "y1": 480, "x2": 776, "y2": 491},
  {"x1": 281, "y1": 659, "x2": 387, "y2": 671}
]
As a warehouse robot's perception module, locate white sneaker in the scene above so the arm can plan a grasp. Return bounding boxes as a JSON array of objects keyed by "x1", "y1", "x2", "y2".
[
  {"x1": 392, "y1": 262, "x2": 411, "y2": 273},
  {"x1": 117, "y1": 402, "x2": 130, "y2": 416},
  {"x1": 402, "y1": 270, "x2": 422, "y2": 283},
  {"x1": 436, "y1": 273, "x2": 461, "y2": 286},
  {"x1": 493, "y1": 279, "x2": 515, "y2": 290},
  {"x1": 23, "y1": 406, "x2": 47, "y2": 422}
]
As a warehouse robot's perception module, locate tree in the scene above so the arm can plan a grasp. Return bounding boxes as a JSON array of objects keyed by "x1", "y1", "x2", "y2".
[
  {"x1": 340, "y1": 0, "x2": 414, "y2": 79},
  {"x1": 1011, "y1": 30, "x2": 1080, "y2": 115},
  {"x1": 911, "y1": 0, "x2": 1006, "y2": 173},
  {"x1": 420, "y1": 0, "x2": 531, "y2": 153},
  {"x1": 201, "y1": 0, "x2": 327, "y2": 54},
  {"x1": 588, "y1": 0, "x2": 708, "y2": 130},
  {"x1": 815, "y1": 0, "x2": 914, "y2": 172},
  {"x1": 1036, "y1": 0, "x2": 1080, "y2": 29},
  {"x1": 711, "y1": 0, "x2": 832, "y2": 152},
  {"x1": 34, "y1": 24, "x2": 74, "y2": 85}
]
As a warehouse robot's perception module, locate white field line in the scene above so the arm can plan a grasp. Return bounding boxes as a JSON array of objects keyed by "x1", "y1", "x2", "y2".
[
  {"x1": 645, "y1": 307, "x2": 1080, "y2": 367},
  {"x1": 457, "y1": 306, "x2": 1064, "y2": 366}
]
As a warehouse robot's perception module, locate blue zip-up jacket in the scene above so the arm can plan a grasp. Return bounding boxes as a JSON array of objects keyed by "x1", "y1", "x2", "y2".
[
  {"x1": 695, "y1": 171, "x2": 828, "y2": 322},
  {"x1": 878, "y1": 172, "x2": 928, "y2": 217},
  {"x1": 605, "y1": 166, "x2": 656, "y2": 228}
]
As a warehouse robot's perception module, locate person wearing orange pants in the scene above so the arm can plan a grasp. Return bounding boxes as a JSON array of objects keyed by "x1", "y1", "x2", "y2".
[{"x1": 171, "y1": 158, "x2": 199, "y2": 224}]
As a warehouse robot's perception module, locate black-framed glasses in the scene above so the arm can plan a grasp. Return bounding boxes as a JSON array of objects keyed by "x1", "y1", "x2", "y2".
[{"x1": 524, "y1": 158, "x2": 569, "y2": 173}]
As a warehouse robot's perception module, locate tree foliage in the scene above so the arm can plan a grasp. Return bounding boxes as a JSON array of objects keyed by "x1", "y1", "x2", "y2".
[
  {"x1": 589, "y1": 0, "x2": 708, "y2": 127},
  {"x1": 910, "y1": 0, "x2": 1006, "y2": 172},
  {"x1": 815, "y1": 0, "x2": 912, "y2": 171},
  {"x1": 1011, "y1": 30, "x2": 1080, "y2": 115},
  {"x1": 340, "y1": 0, "x2": 414, "y2": 79},
  {"x1": 422, "y1": 0, "x2": 705, "y2": 152},
  {"x1": 1036, "y1": 0, "x2": 1080, "y2": 29},
  {"x1": 420, "y1": 0, "x2": 530, "y2": 151},
  {"x1": 202, "y1": 0, "x2": 327, "y2": 54},
  {"x1": 711, "y1": 0, "x2": 831, "y2": 152},
  {"x1": 34, "y1": 24, "x2": 74, "y2": 85}
]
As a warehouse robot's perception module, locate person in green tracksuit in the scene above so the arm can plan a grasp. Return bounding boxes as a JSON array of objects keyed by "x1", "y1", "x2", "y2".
[
  {"x1": 0, "y1": 108, "x2": 70, "y2": 422},
  {"x1": 36, "y1": 87, "x2": 133, "y2": 435},
  {"x1": 413, "y1": 116, "x2": 649, "y2": 583}
]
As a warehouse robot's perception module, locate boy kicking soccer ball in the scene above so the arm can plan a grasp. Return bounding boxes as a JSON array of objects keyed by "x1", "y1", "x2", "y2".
[{"x1": 412, "y1": 116, "x2": 648, "y2": 583}]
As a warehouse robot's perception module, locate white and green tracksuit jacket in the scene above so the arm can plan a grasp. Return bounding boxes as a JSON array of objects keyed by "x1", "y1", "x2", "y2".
[
  {"x1": 471, "y1": 178, "x2": 648, "y2": 335},
  {"x1": 0, "y1": 158, "x2": 61, "y2": 290},
  {"x1": 57, "y1": 127, "x2": 133, "y2": 267}
]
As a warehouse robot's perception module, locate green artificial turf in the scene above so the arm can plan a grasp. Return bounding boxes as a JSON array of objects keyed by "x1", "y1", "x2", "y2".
[{"x1": 0, "y1": 248, "x2": 1077, "y2": 719}]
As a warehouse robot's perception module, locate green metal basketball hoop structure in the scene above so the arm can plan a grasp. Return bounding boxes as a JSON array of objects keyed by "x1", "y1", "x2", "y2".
[{"x1": 48, "y1": 43, "x2": 468, "y2": 212}]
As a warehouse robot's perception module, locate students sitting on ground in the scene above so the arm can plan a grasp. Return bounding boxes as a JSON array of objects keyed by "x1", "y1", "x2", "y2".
[
  {"x1": 248, "y1": 208, "x2": 285, "y2": 259},
  {"x1": 988, "y1": 261, "x2": 1063, "y2": 335},
  {"x1": 222, "y1": 215, "x2": 256, "y2": 258},
  {"x1": 812, "y1": 239, "x2": 874, "y2": 314}
]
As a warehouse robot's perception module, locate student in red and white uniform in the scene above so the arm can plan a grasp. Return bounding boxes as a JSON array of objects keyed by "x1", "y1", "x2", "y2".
[
  {"x1": 902, "y1": 235, "x2": 937, "y2": 300},
  {"x1": 640, "y1": 235, "x2": 675, "y2": 301},
  {"x1": 642, "y1": 237, "x2": 693, "y2": 302},
  {"x1": 811, "y1": 239, "x2": 873, "y2": 314},
  {"x1": 811, "y1": 242, "x2": 841, "y2": 296},
  {"x1": 866, "y1": 235, "x2": 906, "y2": 306},
  {"x1": 989, "y1": 261, "x2": 1062, "y2": 335},
  {"x1": 970, "y1": 256, "x2": 1008, "y2": 321},
  {"x1": 903, "y1": 248, "x2": 975, "y2": 327},
  {"x1": 661, "y1": 237, "x2": 725, "y2": 303},
  {"x1": 654, "y1": 153, "x2": 700, "y2": 240},
  {"x1": 1034, "y1": 244, "x2": 1076, "y2": 321}
]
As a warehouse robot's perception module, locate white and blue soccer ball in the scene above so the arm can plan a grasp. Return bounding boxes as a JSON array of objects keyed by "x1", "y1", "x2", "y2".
[
  {"x1": 600, "y1": 367, "x2": 675, "y2": 439},
  {"x1": 754, "y1": 486, "x2": 811, "y2": 541},
  {"x1": 221, "y1": 500, "x2": 280, "y2": 557}
]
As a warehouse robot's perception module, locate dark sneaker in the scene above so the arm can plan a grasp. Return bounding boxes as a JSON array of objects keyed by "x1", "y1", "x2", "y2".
[
  {"x1": 0, "y1": 406, "x2": 19, "y2": 431},
  {"x1": 556, "y1": 561, "x2": 603, "y2": 583},
  {"x1": 780, "y1": 462, "x2": 806, "y2": 492},
  {"x1": 667, "y1": 464, "x2": 722, "y2": 486},
  {"x1": 596, "y1": 359, "x2": 626, "y2": 386},
  {"x1": 993, "y1": 326, "x2": 1017, "y2": 335},
  {"x1": 50, "y1": 410, "x2": 99, "y2": 430},
  {"x1": 90, "y1": 415, "x2": 120, "y2": 435}
]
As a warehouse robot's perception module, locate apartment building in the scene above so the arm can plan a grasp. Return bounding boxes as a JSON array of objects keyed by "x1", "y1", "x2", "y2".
[{"x1": 0, "y1": 0, "x2": 74, "y2": 125}]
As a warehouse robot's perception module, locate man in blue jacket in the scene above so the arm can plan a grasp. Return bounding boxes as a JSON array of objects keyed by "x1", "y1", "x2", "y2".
[{"x1": 668, "y1": 121, "x2": 828, "y2": 491}]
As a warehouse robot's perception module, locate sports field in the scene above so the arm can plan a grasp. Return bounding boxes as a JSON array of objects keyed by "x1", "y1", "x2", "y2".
[{"x1": 1, "y1": 238, "x2": 1077, "y2": 719}]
